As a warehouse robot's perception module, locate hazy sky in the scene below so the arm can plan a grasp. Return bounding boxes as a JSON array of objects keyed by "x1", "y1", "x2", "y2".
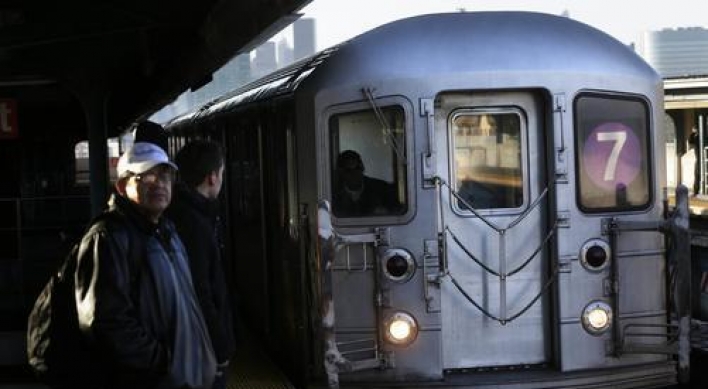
[{"x1": 297, "y1": 0, "x2": 708, "y2": 49}]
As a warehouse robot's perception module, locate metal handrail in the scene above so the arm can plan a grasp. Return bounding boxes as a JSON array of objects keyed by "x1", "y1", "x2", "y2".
[{"x1": 604, "y1": 185, "x2": 691, "y2": 382}]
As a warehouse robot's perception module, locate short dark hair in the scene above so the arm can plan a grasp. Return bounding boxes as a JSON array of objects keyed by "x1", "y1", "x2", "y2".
[
  {"x1": 174, "y1": 139, "x2": 224, "y2": 188},
  {"x1": 337, "y1": 150, "x2": 364, "y2": 171}
]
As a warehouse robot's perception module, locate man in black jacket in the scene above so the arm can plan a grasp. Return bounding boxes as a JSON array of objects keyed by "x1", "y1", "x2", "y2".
[
  {"x1": 75, "y1": 142, "x2": 217, "y2": 388},
  {"x1": 167, "y1": 140, "x2": 235, "y2": 389},
  {"x1": 332, "y1": 150, "x2": 402, "y2": 217}
]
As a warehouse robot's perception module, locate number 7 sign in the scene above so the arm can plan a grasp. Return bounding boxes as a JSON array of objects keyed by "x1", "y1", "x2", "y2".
[
  {"x1": 0, "y1": 99, "x2": 19, "y2": 140},
  {"x1": 583, "y1": 122, "x2": 641, "y2": 190}
]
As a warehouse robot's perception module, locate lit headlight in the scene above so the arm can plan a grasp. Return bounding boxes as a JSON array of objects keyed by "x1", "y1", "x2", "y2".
[
  {"x1": 384, "y1": 311, "x2": 418, "y2": 346},
  {"x1": 581, "y1": 301, "x2": 613, "y2": 335}
]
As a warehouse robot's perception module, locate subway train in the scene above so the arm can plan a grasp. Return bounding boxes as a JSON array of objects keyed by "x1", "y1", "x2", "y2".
[{"x1": 164, "y1": 11, "x2": 692, "y2": 389}]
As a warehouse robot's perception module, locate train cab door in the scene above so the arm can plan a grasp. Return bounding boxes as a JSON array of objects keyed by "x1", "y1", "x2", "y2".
[{"x1": 433, "y1": 91, "x2": 552, "y2": 370}]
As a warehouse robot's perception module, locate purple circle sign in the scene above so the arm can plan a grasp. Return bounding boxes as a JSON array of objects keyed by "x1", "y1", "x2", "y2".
[{"x1": 582, "y1": 122, "x2": 641, "y2": 190}]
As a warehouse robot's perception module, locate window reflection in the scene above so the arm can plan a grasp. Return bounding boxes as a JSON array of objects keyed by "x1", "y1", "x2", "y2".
[{"x1": 453, "y1": 112, "x2": 523, "y2": 210}]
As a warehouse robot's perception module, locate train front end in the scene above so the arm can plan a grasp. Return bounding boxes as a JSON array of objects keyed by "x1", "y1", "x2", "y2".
[{"x1": 306, "y1": 12, "x2": 689, "y2": 389}]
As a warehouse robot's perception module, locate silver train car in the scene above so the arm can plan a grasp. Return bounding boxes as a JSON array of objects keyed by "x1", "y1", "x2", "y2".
[{"x1": 166, "y1": 11, "x2": 691, "y2": 389}]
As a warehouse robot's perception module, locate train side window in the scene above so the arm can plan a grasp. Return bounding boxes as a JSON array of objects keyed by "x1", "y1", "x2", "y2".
[
  {"x1": 452, "y1": 112, "x2": 523, "y2": 210},
  {"x1": 74, "y1": 135, "x2": 133, "y2": 186},
  {"x1": 575, "y1": 94, "x2": 651, "y2": 212},
  {"x1": 329, "y1": 106, "x2": 407, "y2": 218}
]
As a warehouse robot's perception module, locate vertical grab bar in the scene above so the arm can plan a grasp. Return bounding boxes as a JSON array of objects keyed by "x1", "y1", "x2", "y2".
[
  {"x1": 421, "y1": 99, "x2": 436, "y2": 186},
  {"x1": 499, "y1": 230, "x2": 507, "y2": 323}
]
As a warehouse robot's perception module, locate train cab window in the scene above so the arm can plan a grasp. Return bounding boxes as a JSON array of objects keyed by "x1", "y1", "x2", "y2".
[
  {"x1": 452, "y1": 112, "x2": 523, "y2": 210},
  {"x1": 329, "y1": 106, "x2": 407, "y2": 218},
  {"x1": 575, "y1": 94, "x2": 651, "y2": 212}
]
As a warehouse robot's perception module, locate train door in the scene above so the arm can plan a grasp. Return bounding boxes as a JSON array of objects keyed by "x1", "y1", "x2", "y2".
[{"x1": 434, "y1": 91, "x2": 552, "y2": 369}]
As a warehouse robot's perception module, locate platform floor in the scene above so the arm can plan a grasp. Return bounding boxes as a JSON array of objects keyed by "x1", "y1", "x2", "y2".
[{"x1": 0, "y1": 324, "x2": 295, "y2": 389}]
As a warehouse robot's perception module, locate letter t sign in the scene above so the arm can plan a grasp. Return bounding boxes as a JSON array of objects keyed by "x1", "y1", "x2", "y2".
[{"x1": 0, "y1": 99, "x2": 18, "y2": 139}]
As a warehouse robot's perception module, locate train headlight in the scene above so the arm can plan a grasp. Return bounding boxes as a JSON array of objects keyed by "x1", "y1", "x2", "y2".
[
  {"x1": 384, "y1": 311, "x2": 418, "y2": 346},
  {"x1": 580, "y1": 239, "x2": 610, "y2": 272},
  {"x1": 581, "y1": 301, "x2": 613, "y2": 335},
  {"x1": 381, "y1": 249, "x2": 415, "y2": 283}
]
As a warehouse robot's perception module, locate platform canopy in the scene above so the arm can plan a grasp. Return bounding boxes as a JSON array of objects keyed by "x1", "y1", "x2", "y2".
[
  {"x1": 665, "y1": 76, "x2": 708, "y2": 110},
  {"x1": 0, "y1": 0, "x2": 312, "y2": 136}
]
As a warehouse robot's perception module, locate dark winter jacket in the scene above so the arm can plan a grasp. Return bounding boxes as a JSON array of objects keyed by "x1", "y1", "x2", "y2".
[
  {"x1": 74, "y1": 192, "x2": 216, "y2": 389},
  {"x1": 332, "y1": 175, "x2": 402, "y2": 217},
  {"x1": 167, "y1": 183, "x2": 236, "y2": 364}
]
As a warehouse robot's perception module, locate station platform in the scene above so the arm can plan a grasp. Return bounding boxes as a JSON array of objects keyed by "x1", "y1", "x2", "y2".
[
  {"x1": 226, "y1": 328, "x2": 295, "y2": 389},
  {"x1": 0, "y1": 324, "x2": 295, "y2": 389}
]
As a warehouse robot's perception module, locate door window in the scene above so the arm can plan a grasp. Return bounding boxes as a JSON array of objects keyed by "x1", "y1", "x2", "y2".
[{"x1": 451, "y1": 111, "x2": 524, "y2": 210}]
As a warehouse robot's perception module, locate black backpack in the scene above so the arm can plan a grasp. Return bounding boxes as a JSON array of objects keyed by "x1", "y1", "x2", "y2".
[{"x1": 26, "y1": 212, "x2": 143, "y2": 388}]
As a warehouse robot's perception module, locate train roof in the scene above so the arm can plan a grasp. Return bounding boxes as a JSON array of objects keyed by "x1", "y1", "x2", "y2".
[
  {"x1": 316, "y1": 11, "x2": 658, "y2": 83},
  {"x1": 166, "y1": 45, "x2": 339, "y2": 130},
  {"x1": 168, "y1": 11, "x2": 658, "y2": 129}
]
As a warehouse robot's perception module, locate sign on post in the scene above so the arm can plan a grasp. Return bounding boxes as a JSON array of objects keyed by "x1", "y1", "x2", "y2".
[{"x1": 0, "y1": 99, "x2": 19, "y2": 139}]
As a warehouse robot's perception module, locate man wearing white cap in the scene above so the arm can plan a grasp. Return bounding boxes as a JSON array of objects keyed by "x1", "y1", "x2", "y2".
[{"x1": 72, "y1": 142, "x2": 216, "y2": 389}]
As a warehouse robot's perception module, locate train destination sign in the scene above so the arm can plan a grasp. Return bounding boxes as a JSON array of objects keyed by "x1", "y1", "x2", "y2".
[{"x1": 582, "y1": 122, "x2": 641, "y2": 190}]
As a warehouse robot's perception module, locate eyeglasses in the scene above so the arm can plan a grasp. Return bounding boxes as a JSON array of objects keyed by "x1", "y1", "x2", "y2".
[{"x1": 134, "y1": 170, "x2": 175, "y2": 184}]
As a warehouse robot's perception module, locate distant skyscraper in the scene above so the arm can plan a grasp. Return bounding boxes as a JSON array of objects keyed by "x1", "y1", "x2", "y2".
[
  {"x1": 151, "y1": 19, "x2": 314, "y2": 122},
  {"x1": 252, "y1": 41, "x2": 277, "y2": 79},
  {"x1": 230, "y1": 53, "x2": 253, "y2": 86},
  {"x1": 637, "y1": 27, "x2": 708, "y2": 78},
  {"x1": 277, "y1": 37, "x2": 294, "y2": 68},
  {"x1": 294, "y1": 18, "x2": 316, "y2": 61}
]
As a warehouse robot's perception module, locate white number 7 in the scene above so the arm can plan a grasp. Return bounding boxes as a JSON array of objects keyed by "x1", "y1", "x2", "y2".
[{"x1": 597, "y1": 131, "x2": 627, "y2": 181}]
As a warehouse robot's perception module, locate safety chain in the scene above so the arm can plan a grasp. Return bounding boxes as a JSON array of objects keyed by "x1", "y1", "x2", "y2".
[
  {"x1": 446, "y1": 220, "x2": 557, "y2": 278},
  {"x1": 434, "y1": 177, "x2": 558, "y2": 325},
  {"x1": 448, "y1": 266, "x2": 560, "y2": 325}
]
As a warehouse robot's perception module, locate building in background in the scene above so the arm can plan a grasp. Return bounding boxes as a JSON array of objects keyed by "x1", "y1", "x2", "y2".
[
  {"x1": 252, "y1": 41, "x2": 278, "y2": 79},
  {"x1": 152, "y1": 18, "x2": 317, "y2": 123},
  {"x1": 637, "y1": 27, "x2": 708, "y2": 197},
  {"x1": 294, "y1": 18, "x2": 316, "y2": 61},
  {"x1": 278, "y1": 38, "x2": 294, "y2": 66},
  {"x1": 637, "y1": 27, "x2": 708, "y2": 78}
]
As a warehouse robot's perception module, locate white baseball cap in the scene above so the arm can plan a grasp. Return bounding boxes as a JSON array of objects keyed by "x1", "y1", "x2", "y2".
[{"x1": 117, "y1": 142, "x2": 178, "y2": 177}]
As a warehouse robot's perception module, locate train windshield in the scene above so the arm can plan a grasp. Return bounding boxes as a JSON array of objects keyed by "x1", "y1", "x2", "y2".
[
  {"x1": 451, "y1": 112, "x2": 524, "y2": 210},
  {"x1": 329, "y1": 106, "x2": 407, "y2": 218},
  {"x1": 575, "y1": 94, "x2": 651, "y2": 212}
]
